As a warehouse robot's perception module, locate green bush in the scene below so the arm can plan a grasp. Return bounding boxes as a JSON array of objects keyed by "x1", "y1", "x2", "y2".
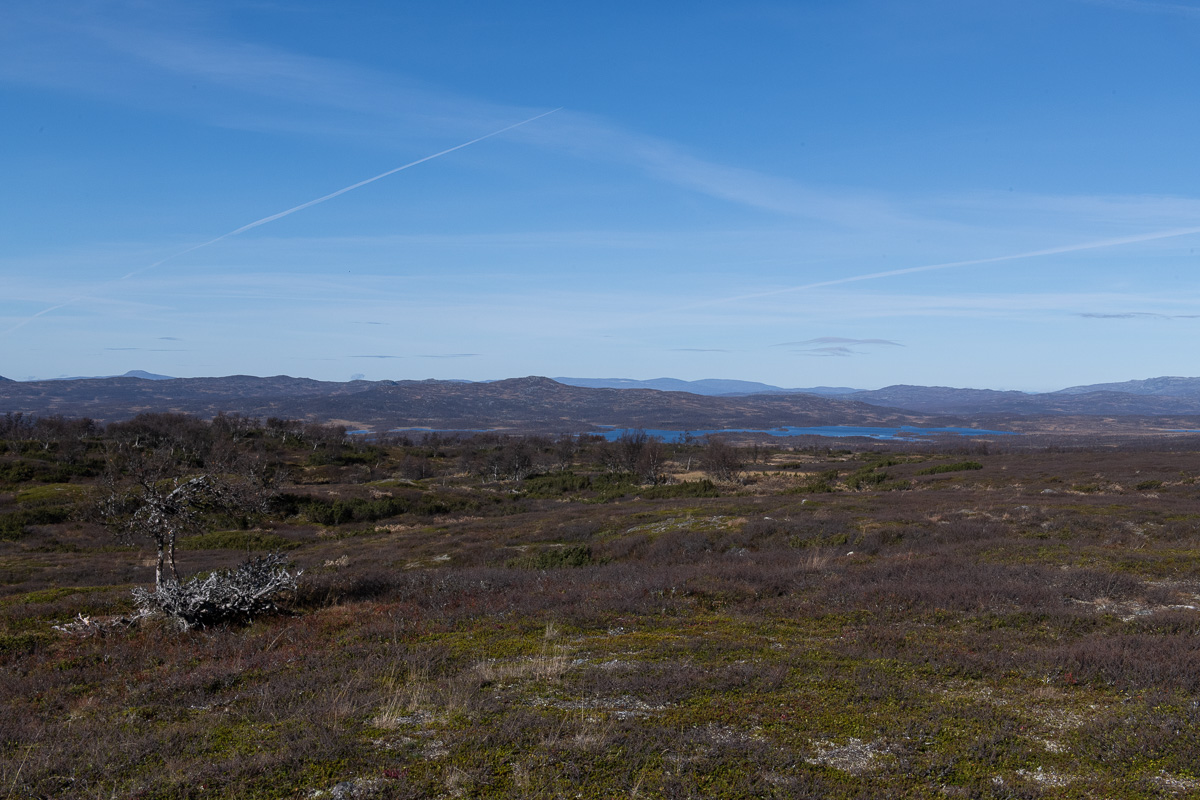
[
  {"x1": 413, "y1": 493, "x2": 478, "y2": 516},
  {"x1": 0, "y1": 459, "x2": 100, "y2": 485},
  {"x1": 508, "y1": 544, "x2": 594, "y2": 569},
  {"x1": 789, "y1": 468, "x2": 840, "y2": 494},
  {"x1": 586, "y1": 473, "x2": 640, "y2": 503},
  {"x1": 916, "y1": 461, "x2": 983, "y2": 476},
  {"x1": 520, "y1": 471, "x2": 593, "y2": 498},
  {"x1": 640, "y1": 480, "x2": 719, "y2": 499},
  {"x1": 307, "y1": 498, "x2": 359, "y2": 525},
  {"x1": 847, "y1": 467, "x2": 891, "y2": 490},
  {"x1": 0, "y1": 462, "x2": 35, "y2": 484},
  {"x1": 0, "y1": 507, "x2": 71, "y2": 541}
]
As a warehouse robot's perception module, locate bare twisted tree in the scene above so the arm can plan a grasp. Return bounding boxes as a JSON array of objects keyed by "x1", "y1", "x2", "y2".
[
  {"x1": 97, "y1": 418, "x2": 297, "y2": 628},
  {"x1": 700, "y1": 436, "x2": 744, "y2": 483},
  {"x1": 100, "y1": 447, "x2": 224, "y2": 589}
]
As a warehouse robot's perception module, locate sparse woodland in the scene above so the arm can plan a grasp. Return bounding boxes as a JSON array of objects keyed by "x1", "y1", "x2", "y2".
[{"x1": 5, "y1": 412, "x2": 1200, "y2": 797}]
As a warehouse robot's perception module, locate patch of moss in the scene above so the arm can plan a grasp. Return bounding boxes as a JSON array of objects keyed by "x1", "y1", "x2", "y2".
[{"x1": 15, "y1": 483, "x2": 87, "y2": 505}]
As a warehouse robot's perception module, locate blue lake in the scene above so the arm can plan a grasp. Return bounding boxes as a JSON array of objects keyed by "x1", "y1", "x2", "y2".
[
  {"x1": 595, "y1": 425, "x2": 1019, "y2": 442},
  {"x1": 349, "y1": 425, "x2": 1019, "y2": 441}
]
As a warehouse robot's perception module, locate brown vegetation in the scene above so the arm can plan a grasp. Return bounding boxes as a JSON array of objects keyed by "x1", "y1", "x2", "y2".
[{"x1": 3, "y1": 414, "x2": 1200, "y2": 797}]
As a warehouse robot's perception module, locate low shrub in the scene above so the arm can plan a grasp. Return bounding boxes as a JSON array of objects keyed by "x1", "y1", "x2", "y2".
[
  {"x1": 507, "y1": 544, "x2": 594, "y2": 569},
  {"x1": 790, "y1": 468, "x2": 841, "y2": 494},
  {"x1": 0, "y1": 459, "x2": 99, "y2": 485},
  {"x1": 0, "y1": 461, "x2": 36, "y2": 484},
  {"x1": 846, "y1": 468, "x2": 891, "y2": 490},
  {"x1": 291, "y1": 492, "x2": 481, "y2": 525},
  {"x1": 916, "y1": 461, "x2": 983, "y2": 475},
  {"x1": 0, "y1": 507, "x2": 71, "y2": 541},
  {"x1": 519, "y1": 471, "x2": 593, "y2": 498},
  {"x1": 639, "y1": 479, "x2": 719, "y2": 499}
]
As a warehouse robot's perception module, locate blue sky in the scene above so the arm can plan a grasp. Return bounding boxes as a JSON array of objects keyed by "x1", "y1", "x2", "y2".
[{"x1": 4, "y1": 0, "x2": 1200, "y2": 390}]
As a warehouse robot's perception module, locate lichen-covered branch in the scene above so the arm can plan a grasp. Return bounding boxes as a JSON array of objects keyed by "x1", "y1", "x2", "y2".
[{"x1": 131, "y1": 552, "x2": 300, "y2": 630}]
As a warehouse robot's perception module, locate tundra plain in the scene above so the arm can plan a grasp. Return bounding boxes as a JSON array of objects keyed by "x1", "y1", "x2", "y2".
[{"x1": 4, "y1": 415, "x2": 1200, "y2": 798}]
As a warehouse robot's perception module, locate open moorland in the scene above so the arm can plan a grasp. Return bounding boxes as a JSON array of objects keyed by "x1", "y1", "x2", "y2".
[{"x1": 5, "y1": 413, "x2": 1200, "y2": 798}]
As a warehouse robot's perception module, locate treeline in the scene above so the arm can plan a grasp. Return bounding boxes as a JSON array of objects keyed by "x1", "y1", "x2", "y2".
[
  {"x1": 0, "y1": 411, "x2": 758, "y2": 489},
  {"x1": 0, "y1": 413, "x2": 757, "y2": 553}
]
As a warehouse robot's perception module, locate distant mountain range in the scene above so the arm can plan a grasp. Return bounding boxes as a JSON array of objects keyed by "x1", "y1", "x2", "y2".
[
  {"x1": 0, "y1": 370, "x2": 173, "y2": 382},
  {"x1": 1053, "y1": 376, "x2": 1200, "y2": 397},
  {"x1": 555, "y1": 376, "x2": 1200, "y2": 415},
  {"x1": 5, "y1": 373, "x2": 1200, "y2": 430},
  {"x1": 831, "y1": 384, "x2": 1200, "y2": 415},
  {"x1": 0, "y1": 375, "x2": 917, "y2": 431},
  {"x1": 49, "y1": 370, "x2": 174, "y2": 382},
  {"x1": 554, "y1": 377, "x2": 856, "y2": 396}
]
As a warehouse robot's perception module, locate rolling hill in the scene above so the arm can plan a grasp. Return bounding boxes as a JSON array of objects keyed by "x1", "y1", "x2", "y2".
[
  {"x1": 0, "y1": 375, "x2": 923, "y2": 432},
  {"x1": 6, "y1": 373, "x2": 1200, "y2": 433}
]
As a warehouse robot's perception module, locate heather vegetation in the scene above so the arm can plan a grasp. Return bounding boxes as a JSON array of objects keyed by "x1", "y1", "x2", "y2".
[{"x1": 4, "y1": 411, "x2": 1200, "y2": 797}]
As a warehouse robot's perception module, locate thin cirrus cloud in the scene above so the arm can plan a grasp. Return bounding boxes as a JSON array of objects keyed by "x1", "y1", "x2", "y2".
[
  {"x1": 0, "y1": 6, "x2": 517, "y2": 143},
  {"x1": 772, "y1": 337, "x2": 903, "y2": 347},
  {"x1": 2, "y1": 8, "x2": 922, "y2": 341},
  {"x1": 515, "y1": 111, "x2": 910, "y2": 229},
  {"x1": 0, "y1": 7, "x2": 911, "y2": 232},
  {"x1": 772, "y1": 337, "x2": 902, "y2": 358},
  {"x1": 16, "y1": 1, "x2": 1200, "y2": 332},
  {"x1": 801, "y1": 346, "x2": 856, "y2": 358},
  {"x1": 103, "y1": 346, "x2": 187, "y2": 352},
  {"x1": 350, "y1": 354, "x2": 479, "y2": 359},
  {"x1": 8, "y1": 5, "x2": 1200, "y2": 265}
]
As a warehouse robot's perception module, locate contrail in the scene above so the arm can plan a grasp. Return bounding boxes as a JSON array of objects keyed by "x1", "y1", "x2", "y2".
[
  {"x1": 678, "y1": 224, "x2": 1200, "y2": 311},
  {"x1": 121, "y1": 107, "x2": 561, "y2": 280},
  {"x1": 3, "y1": 108, "x2": 561, "y2": 335}
]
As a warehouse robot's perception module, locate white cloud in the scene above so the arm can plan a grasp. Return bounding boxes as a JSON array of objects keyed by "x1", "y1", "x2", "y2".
[{"x1": 0, "y1": 4, "x2": 523, "y2": 144}]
